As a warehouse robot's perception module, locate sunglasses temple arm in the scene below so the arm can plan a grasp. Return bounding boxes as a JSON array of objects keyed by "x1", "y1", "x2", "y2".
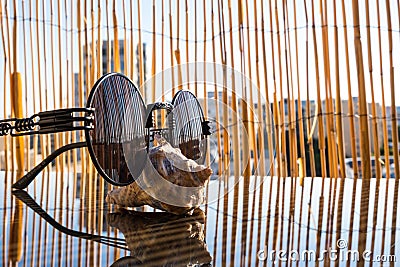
[
  {"x1": 12, "y1": 142, "x2": 87, "y2": 189},
  {"x1": 12, "y1": 190, "x2": 127, "y2": 248},
  {"x1": 0, "y1": 108, "x2": 93, "y2": 136}
]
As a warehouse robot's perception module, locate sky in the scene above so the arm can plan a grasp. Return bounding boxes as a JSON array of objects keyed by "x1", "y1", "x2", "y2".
[{"x1": 1, "y1": 0, "x2": 400, "y2": 119}]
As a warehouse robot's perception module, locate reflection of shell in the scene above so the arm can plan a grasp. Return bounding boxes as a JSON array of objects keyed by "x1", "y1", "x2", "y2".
[
  {"x1": 107, "y1": 208, "x2": 212, "y2": 266},
  {"x1": 106, "y1": 138, "x2": 212, "y2": 214}
]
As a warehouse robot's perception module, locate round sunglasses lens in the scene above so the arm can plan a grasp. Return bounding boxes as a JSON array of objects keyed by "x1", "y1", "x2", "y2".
[
  {"x1": 171, "y1": 91, "x2": 206, "y2": 163},
  {"x1": 87, "y1": 74, "x2": 147, "y2": 185}
]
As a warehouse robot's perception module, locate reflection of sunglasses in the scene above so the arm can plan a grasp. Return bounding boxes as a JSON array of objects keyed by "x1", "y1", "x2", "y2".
[
  {"x1": 12, "y1": 189, "x2": 129, "y2": 250},
  {"x1": 107, "y1": 208, "x2": 211, "y2": 266},
  {"x1": 2, "y1": 73, "x2": 211, "y2": 189},
  {"x1": 13, "y1": 189, "x2": 212, "y2": 266}
]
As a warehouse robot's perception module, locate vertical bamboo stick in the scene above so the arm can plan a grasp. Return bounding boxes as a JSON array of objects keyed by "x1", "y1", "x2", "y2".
[
  {"x1": 97, "y1": 0, "x2": 102, "y2": 77},
  {"x1": 244, "y1": 0, "x2": 258, "y2": 176},
  {"x1": 2, "y1": 172, "x2": 8, "y2": 267},
  {"x1": 319, "y1": 0, "x2": 337, "y2": 253},
  {"x1": 1, "y1": 192, "x2": 5, "y2": 263},
  {"x1": 84, "y1": 0, "x2": 90, "y2": 95},
  {"x1": 211, "y1": 1, "x2": 223, "y2": 176},
  {"x1": 260, "y1": 0, "x2": 275, "y2": 178},
  {"x1": 268, "y1": 0, "x2": 281, "y2": 179},
  {"x1": 276, "y1": 0, "x2": 287, "y2": 256},
  {"x1": 151, "y1": 0, "x2": 156, "y2": 103},
  {"x1": 227, "y1": 0, "x2": 240, "y2": 177},
  {"x1": 386, "y1": 0, "x2": 399, "y2": 179},
  {"x1": 212, "y1": 98, "x2": 223, "y2": 264},
  {"x1": 96, "y1": 0, "x2": 104, "y2": 254},
  {"x1": 22, "y1": 0, "x2": 30, "y2": 172},
  {"x1": 252, "y1": 1, "x2": 266, "y2": 262},
  {"x1": 4, "y1": 0, "x2": 14, "y2": 172},
  {"x1": 174, "y1": 49, "x2": 183, "y2": 89},
  {"x1": 34, "y1": 0, "x2": 47, "y2": 179},
  {"x1": 217, "y1": 0, "x2": 229, "y2": 174},
  {"x1": 221, "y1": 21, "x2": 233, "y2": 254},
  {"x1": 71, "y1": 0, "x2": 78, "y2": 203},
  {"x1": 77, "y1": 0, "x2": 87, "y2": 223},
  {"x1": 296, "y1": 168, "x2": 307, "y2": 267},
  {"x1": 385, "y1": 0, "x2": 400, "y2": 258},
  {"x1": 203, "y1": 0, "x2": 210, "y2": 236},
  {"x1": 130, "y1": 1, "x2": 134, "y2": 79},
  {"x1": 341, "y1": 0, "x2": 358, "y2": 179},
  {"x1": 90, "y1": 0, "x2": 96, "y2": 84},
  {"x1": 352, "y1": 0, "x2": 371, "y2": 180},
  {"x1": 10, "y1": 1, "x2": 20, "y2": 169},
  {"x1": 226, "y1": 2, "x2": 241, "y2": 264},
  {"x1": 203, "y1": 0, "x2": 210, "y2": 168},
  {"x1": 340, "y1": 0, "x2": 360, "y2": 258},
  {"x1": 303, "y1": 0, "x2": 316, "y2": 178},
  {"x1": 0, "y1": 1, "x2": 9, "y2": 171},
  {"x1": 211, "y1": 174, "x2": 222, "y2": 266},
  {"x1": 9, "y1": 72, "x2": 24, "y2": 263},
  {"x1": 294, "y1": 0, "x2": 307, "y2": 180},
  {"x1": 176, "y1": 0, "x2": 180, "y2": 50},
  {"x1": 274, "y1": 0, "x2": 287, "y2": 179},
  {"x1": 59, "y1": 1, "x2": 68, "y2": 255},
  {"x1": 42, "y1": 0, "x2": 51, "y2": 173},
  {"x1": 282, "y1": 0, "x2": 296, "y2": 178},
  {"x1": 185, "y1": 0, "x2": 189, "y2": 83},
  {"x1": 333, "y1": 0, "x2": 346, "y2": 179},
  {"x1": 106, "y1": 0, "x2": 111, "y2": 75},
  {"x1": 365, "y1": 0, "x2": 381, "y2": 179},
  {"x1": 122, "y1": 0, "x2": 127, "y2": 75},
  {"x1": 50, "y1": 1, "x2": 60, "y2": 259},
  {"x1": 161, "y1": 0, "x2": 166, "y2": 126},
  {"x1": 284, "y1": 2, "x2": 300, "y2": 261},
  {"x1": 332, "y1": 2, "x2": 347, "y2": 262},
  {"x1": 89, "y1": 0, "x2": 97, "y2": 231},
  {"x1": 58, "y1": 0, "x2": 65, "y2": 172},
  {"x1": 237, "y1": 0, "x2": 252, "y2": 264},
  {"x1": 311, "y1": 0, "x2": 327, "y2": 179},
  {"x1": 88, "y1": 8, "x2": 98, "y2": 232},
  {"x1": 85, "y1": 0, "x2": 93, "y2": 196},
  {"x1": 282, "y1": 1, "x2": 296, "y2": 261},
  {"x1": 376, "y1": 0, "x2": 391, "y2": 257},
  {"x1": 112, "y1": 0, "x2": 120, "y2": 73},
  {"x1": 64, "y1": 8, "x2": 72, "y2": 260},
  {"x1": 244, "y1": 4, "x2": 261, "y2": 261},
  {"x1": 268, "y1": 1, "x2": 283, "y2": 255},
  {"x1": 169, "y1": 0, "x2": 175, "y2": 96},
  {"x1": 253, "y1": 1, "x2": 265, "y2": 176},
  {"x1": 321, "y1": 0, "x2": 339, "y2": 180},
  {"x1": 351, "y1": 0, "x2": 371, "y2": 262},
  {"x1": 272, "y1": 91, "x2": 282, "y2": 253},
  {"x1": 50, "y1": 0, "x2": 60, "y2": 172},
  {"x1": 310, "y1": 1, "x2": 328, "y2": 259},
  {"x1": 259, "y1": 0, "x2": 276, "y2": 261},
  {"x1": 194, "y1": 0, "x2": 198, "y2": 95}
]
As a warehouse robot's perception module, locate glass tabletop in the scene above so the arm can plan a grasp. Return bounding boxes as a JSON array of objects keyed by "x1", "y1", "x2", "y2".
[{"x1": 1, "y1": 172, "x2": 399, "y2": 266}]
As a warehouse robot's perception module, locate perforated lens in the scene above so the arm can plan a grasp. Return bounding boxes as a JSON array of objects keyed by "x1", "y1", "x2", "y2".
[
  {"x1": 171, "y1": 91, "x2": 206, "y2": 162},
  {"x1": 86, "y1": 73, "x2": 147, "y2": 185}
]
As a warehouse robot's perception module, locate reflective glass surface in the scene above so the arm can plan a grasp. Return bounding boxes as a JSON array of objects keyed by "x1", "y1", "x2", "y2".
[{"x1": 1, "y1": 172, "x2": 400, "y2": 266}]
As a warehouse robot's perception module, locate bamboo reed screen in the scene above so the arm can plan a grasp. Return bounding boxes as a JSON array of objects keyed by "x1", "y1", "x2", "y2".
[
  {"x1": 1, "y1": 1, "x2": 400, "y2": 266},
  {"x1": 1, "y1": 0, "x2": 400, "y2": 179}
]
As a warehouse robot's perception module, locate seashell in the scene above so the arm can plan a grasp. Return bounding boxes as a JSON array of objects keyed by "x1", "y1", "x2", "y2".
[{"x1": 106, "y1": 136, "x2": 212, "y2": 214}]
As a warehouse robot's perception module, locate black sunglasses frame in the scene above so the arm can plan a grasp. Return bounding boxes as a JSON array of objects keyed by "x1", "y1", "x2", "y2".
[
  {"x1": 12, "y1": 189, "x2": 128, "y2": 250},
  {"x1": 7, "y1": 73, "x2": 212, "y2": 190}
]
